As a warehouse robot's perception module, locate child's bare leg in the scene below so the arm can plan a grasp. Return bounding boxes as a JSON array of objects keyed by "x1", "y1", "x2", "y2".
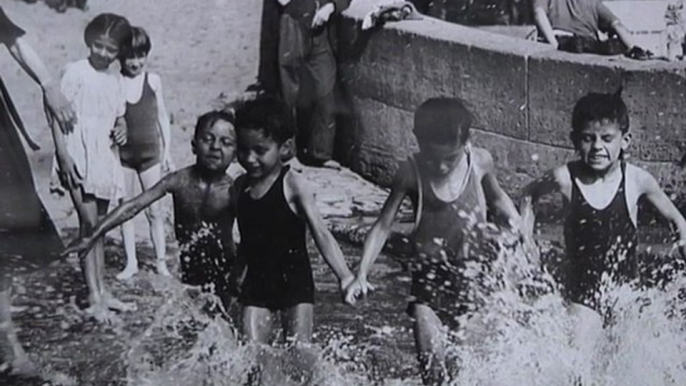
[
  {"x1": 140, "y1": 165, "x2": 169, "y2": 276},
  {"x1": 117, "y1": 168, "x2": 139, "y2": 280},
  {"x1": 0, "y1": 276, "x2": 36, "y2": 376},
  {"x1": 242, "y1": 306, "x2": 274, "y2": 344},
  {"x1": 412, "y1": 304, "x2": 449, "y2": 386},
  {"x1": 95, "y1": 199, "x2": 136, "y2": 312},
  {"x1": 283, "y1": 303, "x2": 313, "y2": 344},
  {"x1": 568, "y1": 302, "x2": 603, "y2": 379}
]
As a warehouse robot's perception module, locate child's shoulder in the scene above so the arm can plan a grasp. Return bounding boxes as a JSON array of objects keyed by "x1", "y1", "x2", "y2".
[
  {"x1": 624, "y1": 162, "x2": 659, "y2": 191},
  {"x1": 470, "y1": 146, "x2": 494, "y2": 168},
  {"x1": 145, "y1": 72, "x2": 163, "y2": 89}
]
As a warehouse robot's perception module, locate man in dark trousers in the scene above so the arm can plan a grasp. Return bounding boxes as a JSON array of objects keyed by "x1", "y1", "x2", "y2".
[{"x1": 277, "y1": 0, "x2": 349, "y2": 168}]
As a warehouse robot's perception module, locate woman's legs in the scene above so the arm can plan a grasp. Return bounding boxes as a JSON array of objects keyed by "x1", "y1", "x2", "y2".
[
  {"x1": 138, "y1": 164, "x2": 169, "y2": 276},
  {"x1": 117, "y1": 167, "x2": 139, "y2": 280}
]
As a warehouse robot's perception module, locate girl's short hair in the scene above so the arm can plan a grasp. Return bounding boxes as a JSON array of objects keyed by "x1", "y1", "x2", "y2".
[
  {"x1": 413, "y1": 97, "x2": 473, "y2": 146},
  {"x1": 571, "y1": 90, "x2": 629, "y2": 145},
  {"x1": 121, "y1": 27, "x2": 152, "y2": 59},
  {"x1": 233, "y1": 95, "x2": 294, "y2": 144},
  {"x1": 84, "y1": 13, "x2": 132, "y2": 51},
  {"x1": 194, "y1": 111, "x2": 235, "y2": 138}
]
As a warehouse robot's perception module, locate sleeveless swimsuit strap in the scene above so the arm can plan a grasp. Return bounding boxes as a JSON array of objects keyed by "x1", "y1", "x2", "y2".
[{"x1": 410, "y1": 143, "x2": 473, "y2": 233}]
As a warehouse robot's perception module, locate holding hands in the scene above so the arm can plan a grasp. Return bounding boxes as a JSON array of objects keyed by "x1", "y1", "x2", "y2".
[{"x1": 344, "y1": 274, "x2": 375, "y2": 305}]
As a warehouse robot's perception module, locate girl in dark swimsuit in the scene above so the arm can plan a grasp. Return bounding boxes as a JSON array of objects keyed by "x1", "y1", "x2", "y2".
[{"x1": 117, "y1": 27, "x2": 173, "y2": 280}]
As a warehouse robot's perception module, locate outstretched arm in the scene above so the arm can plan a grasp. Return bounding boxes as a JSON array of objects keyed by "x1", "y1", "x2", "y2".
[
  {"x1": 345, "y1": 162, "x2": 412, "y2": 304},
  {"x1": 638, "y1": 170, "x2": 686, "y2": 257},
  {"x1": 286, "y1": 172, "x2": 354, "y2": 292},
  {"x1": 63, "y1": 172, "x2": 178, "y2": 256}
]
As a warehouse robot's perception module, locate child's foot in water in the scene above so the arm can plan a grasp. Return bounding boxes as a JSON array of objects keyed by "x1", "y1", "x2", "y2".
[
  {"x1": 84, "y1": 302, "x2": 117, "y2": 324},
  {"x1": 116, "y1": 264, "x2": 139, "y2": 280},
  {"x1": 156, "y1": 260, "x2": 171, "y2": 277},
  {"x1": 102, "y1": 292, "x2": 137, "y2": 312}
]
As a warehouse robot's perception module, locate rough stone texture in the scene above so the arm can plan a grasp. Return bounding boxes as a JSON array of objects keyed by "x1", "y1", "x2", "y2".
[
  {"x1": 622, "y1": 65, "x2": 686, "y2": 162},
  {"x1": 347, "y1": 96, "x2": 416, "y2": 186},
  {"x1": 338, "y1": 0, "x2": 686, "y2": 203},
  {"x1": 528, "y1": 50, "x2": 623, "y2": 147}
]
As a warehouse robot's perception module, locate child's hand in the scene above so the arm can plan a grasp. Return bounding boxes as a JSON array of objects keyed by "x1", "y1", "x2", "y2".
[
  {"x1": 312, "y1": 3, "x2": 335, "y2": 29},
  {"x1": 56, "y1": 152, "x2": 83, "y2": 190},
  {"x1": 61, "y1": 236, "x2": 95, "y2": 259},
  {"x1": 111, "y1": 121, "x2": 127, "y2": 146},
  {"x1": 344, "y1": 276, "x2": 375, "y2": 305}
]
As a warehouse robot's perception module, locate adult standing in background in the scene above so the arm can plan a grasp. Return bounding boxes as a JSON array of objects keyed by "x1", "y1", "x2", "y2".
[
  {"x1": 277, "y1": 0, "x2": 349, "y2": 169},
  {"x1": 0, "y1": 6, "x2": 75, "y2": 376}
]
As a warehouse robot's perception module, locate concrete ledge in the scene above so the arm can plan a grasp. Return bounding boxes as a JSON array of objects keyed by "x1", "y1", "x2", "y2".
[{"x1": 338, "y1": 0, "x2": 686, "y2": 196}]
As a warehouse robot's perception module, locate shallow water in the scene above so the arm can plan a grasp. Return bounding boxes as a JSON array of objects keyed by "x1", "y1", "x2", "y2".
[{"x1": 3, "y1": 224, "x2": 686, "y2": 386}]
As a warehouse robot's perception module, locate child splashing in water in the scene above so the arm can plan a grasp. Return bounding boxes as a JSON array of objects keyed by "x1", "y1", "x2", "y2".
[
  {"x1": 232, "y1": 96, "x2": 354, "y2": 346},
  {"x1": 64, "y1": 111, "x2": 238, "y2": 312},
  {"x1": 51, "y1": 13, "x2": 135, "y2": 322},
  {"x1": 346, "y1": 98, "x2": 522, "y2": 385},
  {"x1": 117, "y1": 26, "x2": 173, "y2": 280},
  {"x1": 519, "y1": 91, "x2": 686, "y2": 362}
]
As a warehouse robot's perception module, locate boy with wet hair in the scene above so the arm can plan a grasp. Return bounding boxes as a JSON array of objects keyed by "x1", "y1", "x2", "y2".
[
  {"x1": 64, "y1": 111, "x2": 238, "y2": 310},
  {"x1": 346, "y1": 97, "x2": 522, "y2": 385},
  {"x1": 520, "y1": 91, "x2": 686, "y2": 353}
]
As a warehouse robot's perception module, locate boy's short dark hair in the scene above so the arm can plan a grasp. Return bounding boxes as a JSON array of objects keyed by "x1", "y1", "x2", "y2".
[
  {"x1": 194, "y1": 110, "x2": 235, "y2": 138},
  {"x1": 84, "y1": 13, "x2": 131, "y2": 52},
  {"x1": 571, "y1": 91, "x2": 629, "y2": 143},
  {"x1": 121, "y1": 26, "x2": 152, "y2": 58},
  {"x1": 413, "y1": 97, "x2": 473, "y2": 146},
  {"x1": 233, "y1": 95, "x2": 294, "y2": 144}
]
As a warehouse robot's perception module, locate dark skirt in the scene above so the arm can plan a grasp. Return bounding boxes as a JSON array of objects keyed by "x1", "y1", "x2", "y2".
[{"x1": 0, "y1": 77, "x2": 63, "y2": 278}]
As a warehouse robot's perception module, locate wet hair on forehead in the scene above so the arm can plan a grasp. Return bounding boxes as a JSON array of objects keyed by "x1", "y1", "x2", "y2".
[
  {"x1": 571, "y1": 90, "x2": 629, "y2": 143},
  {"x1": 121, "y1": 26, "x2": 152, "y2": 58},
  {"x1": 84, "y1": 13, "x2": 132, "y2": 51},
  {"x1": 233, "y1": 95, "x2": 294, "y2": 144},
  {"x1": 413, "y1": 97, "x2": 473, "y2": 146},
  {"x1": 194, "y1": 110, "x2": 235, "y2": 138}
]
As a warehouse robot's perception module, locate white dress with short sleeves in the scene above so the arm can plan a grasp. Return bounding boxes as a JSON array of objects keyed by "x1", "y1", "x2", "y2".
[{"x1": 54, "y1": 59, "x2": 126, "y2": 200}]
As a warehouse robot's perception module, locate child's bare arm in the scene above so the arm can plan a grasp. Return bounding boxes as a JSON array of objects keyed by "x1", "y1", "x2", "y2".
[
  {"x1": 344, "y1": 162, "x2": 413, "y2": 304},
  {"x1": 476, "y1": 149, "x2": 521, "y2": 229},
  {"x1": 637, "y1": 169, "x2": 686, "y2": 256},
  {"x1": 63, "y1": 171, "x2": 179, "y2": 256},
  {"x1": 519, "y1": 166, "x2": 567, "y2": 236},
  {"x1": 285, "y1": 172, "x2": 354, "y2": 290}
]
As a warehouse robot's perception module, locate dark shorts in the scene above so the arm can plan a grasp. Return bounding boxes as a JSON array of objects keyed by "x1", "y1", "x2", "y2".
[
  {"x1": 239, "y1": 256, "x2": 315, "y2": 310},
  {"x1": 178, "y1": 243, "x2": 233, "y2": 305}
]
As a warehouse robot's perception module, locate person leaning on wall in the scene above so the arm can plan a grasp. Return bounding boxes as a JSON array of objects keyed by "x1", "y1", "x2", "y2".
[{"x1": 532, "y1": 0, "x2": 651, "y2": 58}]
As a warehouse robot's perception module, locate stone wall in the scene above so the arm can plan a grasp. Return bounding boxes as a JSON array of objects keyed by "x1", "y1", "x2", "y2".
[{"x1": 336, "y1": 1, "x2": 686, "y2": 202}]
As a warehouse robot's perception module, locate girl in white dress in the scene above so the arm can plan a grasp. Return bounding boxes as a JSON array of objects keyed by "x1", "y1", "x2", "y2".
[{"x1": 51, "y1": 13, "x2": 136, "y2": 322}]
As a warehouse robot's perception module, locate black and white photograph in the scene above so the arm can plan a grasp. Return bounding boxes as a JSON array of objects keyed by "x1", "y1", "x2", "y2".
[{"x1": 1, "y1": 0, "x2": 686, "y2": 385}]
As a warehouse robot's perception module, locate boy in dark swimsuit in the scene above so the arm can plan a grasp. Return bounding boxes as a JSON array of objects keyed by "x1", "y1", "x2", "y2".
[
  {"x1": 520, "y1": 92, "x2": 686, "y2": 357},
  {"x1": 64, "y1": 111, "x2": 237, "y2": 310},
  {"x1": 345, "y1": 98, "x2": 522, "y2": 385},
  {"x1": 231, "y1": 95, "x2": 354, "y2": 345}
]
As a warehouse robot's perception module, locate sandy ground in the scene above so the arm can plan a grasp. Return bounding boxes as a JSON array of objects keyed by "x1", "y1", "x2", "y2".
[{"x1": 2, "y1": 0, "x2": 261, "y2": 234}]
